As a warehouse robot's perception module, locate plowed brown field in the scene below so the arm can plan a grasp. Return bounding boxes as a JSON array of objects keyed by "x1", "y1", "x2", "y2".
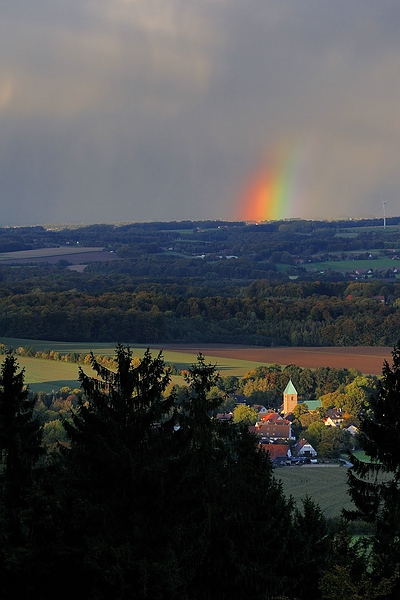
[{"x1": 154, "y1": 344, "x2": 393, "y2": 375}]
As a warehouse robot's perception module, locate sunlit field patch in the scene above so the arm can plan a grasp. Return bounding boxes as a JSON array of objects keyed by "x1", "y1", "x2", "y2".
[{"x1": 276, "y1": 464, "x2": 352, "y2": 519}]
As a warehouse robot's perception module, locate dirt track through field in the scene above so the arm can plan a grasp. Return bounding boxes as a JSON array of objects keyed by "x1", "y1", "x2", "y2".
[{"x1": 153, "y1": 345, "x2": 393, "y2": 375}]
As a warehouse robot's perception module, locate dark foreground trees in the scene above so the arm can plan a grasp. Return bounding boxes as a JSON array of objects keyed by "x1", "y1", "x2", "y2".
[
  {"x1": 0, "y1": 352, "x2": 43, "y2": 538},
  {"x1": 0, "y1": 352, "x2": 43, "y2": 594},
  {"x1": 7, "y1": 341, "x2": 400, "y2": 597},
  {"x1": 57, "y1": 347, "x2": 299, "y2": 599},
  {"x1": 0, "y1": 346, "x2": 338, "y2": 599},
  {"x1": 343, "y1": 344, "x2": 400, "y2": 598},
  {"x1": 61, "y1": 345, "x2": 178, "y2": 599}
]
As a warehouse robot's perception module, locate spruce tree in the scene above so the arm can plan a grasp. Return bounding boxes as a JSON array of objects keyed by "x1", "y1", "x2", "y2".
[
  {"x1": 345, "y1": 344, "x2": 400, "y2": 596},
  {"x1": 0, "y1": 351, "x2": 43, "y2": 542},
  {"x1": 170, "y1": 354, "x2": 298, "y2": 599},
  {"x1": 60, "y1": 345, "x2": 178, "y2": 599}
]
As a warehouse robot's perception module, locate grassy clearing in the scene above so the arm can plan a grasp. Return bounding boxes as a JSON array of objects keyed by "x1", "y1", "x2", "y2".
[
  {"x1": 304, "y1": 257, "x2": 399, "y2": 272},
  {"x1": 6, "y1": 356, "x2": 96, "y2": 393},
  {"x1": 350, "y1": 450, "x2": 375, "y2": 463},
  {"x1": 340, "y1": 225, "x2": 400, "y2": 234},
  {"x1": 161, "y1": 251, "x2": 188, "y2": 258},
  {"x1": 159, "y1": 351, "x2": 264, "y2": 377},
  {"x1": 276, "y1": 465, "x2": 352, "y2": 519},
  {"x1": 159, "y1": 229, "x2": 197, "y2": 234}
]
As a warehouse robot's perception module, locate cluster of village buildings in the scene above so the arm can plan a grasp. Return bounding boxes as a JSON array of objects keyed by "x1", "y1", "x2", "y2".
[{"x1": 217, "y1": 380, "x2": 357, "y2": 466}]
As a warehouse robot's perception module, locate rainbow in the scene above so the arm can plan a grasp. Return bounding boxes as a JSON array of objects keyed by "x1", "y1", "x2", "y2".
[{"x1": 237, "y1": 140, "x2": 307, "y2": 222}]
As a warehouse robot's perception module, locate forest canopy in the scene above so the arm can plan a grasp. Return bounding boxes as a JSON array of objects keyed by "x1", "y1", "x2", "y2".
[{"x1": 1, "y1": 218, "x2": 400, "y2": 346}]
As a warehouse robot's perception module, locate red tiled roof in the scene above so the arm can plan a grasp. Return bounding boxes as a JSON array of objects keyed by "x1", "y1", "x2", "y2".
[
  {"x1": 294, "y1": 438, "x2": 307, "y2": 451},
  {"x1": 260, "y1": 444, "x2": 289, "y2": 458},
  {"x1": 261, "y1": 413, "x2": 290, "y2": 425},
  {"x1": 293, "y1": 438, "x2": 316, "y2": 455}
]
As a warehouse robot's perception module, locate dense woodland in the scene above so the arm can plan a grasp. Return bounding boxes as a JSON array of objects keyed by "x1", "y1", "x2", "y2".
[
  {"x1": 0, "y1": 345, "x2": 400, "y2": 599},
  {"x1": 1, "y1": 218, "x2": 400, "y2": 346}
]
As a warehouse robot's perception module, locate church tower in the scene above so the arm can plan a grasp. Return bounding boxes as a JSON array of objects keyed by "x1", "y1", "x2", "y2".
[{"x1": 283, "y1": 379, "x2": 298, "y2": 415}]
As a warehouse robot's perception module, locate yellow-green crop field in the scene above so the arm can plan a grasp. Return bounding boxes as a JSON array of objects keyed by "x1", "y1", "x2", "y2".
[
  {"x1": 0, "y1": 337, "x2": 264, "y2": 393},
  {"x1": 9, "y1": 356, "x2": 94, "y2": 393}
]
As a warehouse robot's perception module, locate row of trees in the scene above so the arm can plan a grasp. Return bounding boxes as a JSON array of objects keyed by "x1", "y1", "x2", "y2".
[{"x1": 1, "y1": 285, "x2": 400, "y2": 345}]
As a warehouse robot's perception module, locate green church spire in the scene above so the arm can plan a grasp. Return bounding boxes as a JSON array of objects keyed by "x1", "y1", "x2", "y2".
[{"x1": 284, "y1": 379, "x2": 297, "y2": 395}]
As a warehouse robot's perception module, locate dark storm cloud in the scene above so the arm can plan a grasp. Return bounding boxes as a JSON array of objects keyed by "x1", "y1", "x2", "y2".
[{"x1": 1, "y1": 1, "x2": 400, "y2": 225}]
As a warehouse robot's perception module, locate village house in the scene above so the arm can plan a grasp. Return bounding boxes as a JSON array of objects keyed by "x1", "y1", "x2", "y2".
[
  {"x1": 324, "y1": 408, "x2": 348, "y2": 428},
  {"x1": 292, "y1": 438, "x2": 317, "y2": 458},
  {"x1": 215, "y1": 413, "x2": 233, "y2": 421},
  {"x1": 253, "y1": 404, "x2": 268, "y2": 415},
  {"x1": 254, "y1": 412, "x2": 294, "y2": 442},
  {"x1": 346, "y1": 424, "x2": 359, "y2": 436},
  {"x1": 260, "y1": 443, "x2": 291, "y2": 466},
  {"x1": 232, "y1": 393, "x2": 248, "y2": 405}
]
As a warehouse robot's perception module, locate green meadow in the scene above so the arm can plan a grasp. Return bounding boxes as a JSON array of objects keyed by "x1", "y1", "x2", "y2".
[
  {"x1": 340, "y1": 225, "x2": 400, "y2": 234},
  {"x1": 276, "y1": 465, "x2": 352, "y2": 519},
  {"x1": 304, "y1": 257, "x2": 399, "y2": 273},
  {"x1": 278, "y1": 453, "x2": 385, "y2": 520},
  {"x1": 4, "y1": 356, "x2": 94, "y2": 393}
]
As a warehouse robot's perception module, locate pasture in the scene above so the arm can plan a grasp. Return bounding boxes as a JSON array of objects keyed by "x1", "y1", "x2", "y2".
[
  {"x1": 340, "y1": 225, "x2": 400, "y2": 234},
  {"x1": 0, "y1": 246, "x2": 118, "y2": 266},
  {"x1": 276, "y1": 464, "x2": 352, "y2": 519},
  {"x1": 2, "y1": 355, "x2": 97, "y2": 393},
  {"x1": 304, "y1": 257, "x2": 400, "y2": 273}
]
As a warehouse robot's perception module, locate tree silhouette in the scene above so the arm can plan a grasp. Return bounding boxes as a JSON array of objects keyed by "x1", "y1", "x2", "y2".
[
  {"x1": 345, "y1": 344, "x2": 400, "y2": 595},
  {"x1": 0, "y1": 351, "x2": 43, "y2": 543},
  {"x1": 60, "y1": 345, "x2": 177, "y2": 598}
]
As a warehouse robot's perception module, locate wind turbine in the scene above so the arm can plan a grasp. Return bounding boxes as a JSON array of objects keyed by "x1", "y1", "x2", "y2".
[{"x1": 382, "y1": 200, "x2": 387, "y2": 229}]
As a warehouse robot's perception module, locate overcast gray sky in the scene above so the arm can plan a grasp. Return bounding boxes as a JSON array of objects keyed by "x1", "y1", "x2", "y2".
[{"x1": 1, "y1": 0, "x2": 400, "y2": 225}]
